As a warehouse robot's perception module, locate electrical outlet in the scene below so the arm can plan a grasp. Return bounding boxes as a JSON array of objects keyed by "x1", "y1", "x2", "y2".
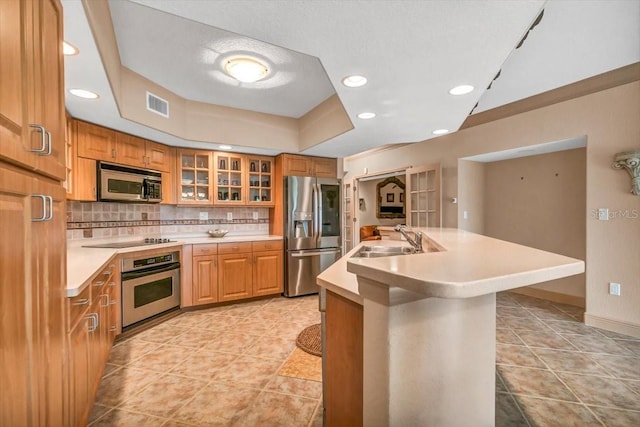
[
  {"x1": 199, "y1": 212, "x2": 208, "y2": 220},
  {"x1": 463, "y1": 210, "x2": 468, "y2": 220},
  {"x1": 598, "y1": 208, "x2": 609, "y2": 220},
  {"x1": 609, "y1": 282, "x2": 621, "y2": 296},
  {"x1": 252, "y1": 211, "x2": 259, "y2": 220},
  {"x1": 227, "y1": 212, "x2": 233, "y2": 221}
]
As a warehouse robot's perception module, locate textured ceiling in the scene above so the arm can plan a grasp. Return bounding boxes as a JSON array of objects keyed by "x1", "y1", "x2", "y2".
[
  {"x1": 62, "y1": 0, "x2": 639, "y2": 158},
  {"x1": 109, "y1": 0, "x2": 336, "y2": 118}
]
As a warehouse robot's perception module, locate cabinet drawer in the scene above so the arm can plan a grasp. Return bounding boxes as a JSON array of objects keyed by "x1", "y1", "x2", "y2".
[
  {"x1": 67, "y1": 284, "x2": 91, "y2": 331},
  {"x1": 193, "y1": 244, "x2": 218, "y2": 256},
  {"x1": 91, "y1": 264, "x2": 115, "y2": 289},
  {"x1": 252, "y1": 240, "x2": 283, "y2": 252},
  {"x1": 218, "y1": 242, "x2": 252, "y2": 254}
]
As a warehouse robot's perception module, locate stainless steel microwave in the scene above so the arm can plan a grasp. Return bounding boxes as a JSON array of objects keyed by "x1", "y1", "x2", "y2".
[{"x1": 98, "y1": 162, "x2": 162, "y2": 203}]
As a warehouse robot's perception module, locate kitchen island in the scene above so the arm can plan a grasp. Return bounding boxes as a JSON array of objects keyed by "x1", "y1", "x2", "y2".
[{"x1": 317, "y1": 228, "x2": 585, "y2": 426}]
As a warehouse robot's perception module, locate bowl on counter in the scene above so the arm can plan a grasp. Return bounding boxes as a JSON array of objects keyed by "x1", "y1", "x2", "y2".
[{"x1": 207, "y1": 229, "x2": 229, "y2": 238}]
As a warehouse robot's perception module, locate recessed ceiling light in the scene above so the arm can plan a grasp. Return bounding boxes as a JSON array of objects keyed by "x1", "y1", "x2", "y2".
[
  {"x1": 432, "y1": 129, "x2": 449, "y2": 135},
  {"x1": 224, "y1": 57, "x2": 269, "y2": 83},
  {"x1": 219, "y1": 145, "x2": 232, "y2": 150},
  {"x1": 449, "y1": 85, "x2": 474, "y2": 95},
  {"x1": 342, "y1": 75, "x2": 367, "y2": 88},
  {"x1": 357, "y1": 112, "x2": 376, "y2": 119},
  {"x1": 69, "y1": 89, "x2": 99, "y2": 99},
  {"x1": 63, "y1": 41, "x2": 78, "y2": 56}
]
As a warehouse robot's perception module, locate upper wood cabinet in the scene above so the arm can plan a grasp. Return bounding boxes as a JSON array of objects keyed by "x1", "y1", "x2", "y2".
[
  {"x1": 245, "y1": 155, "x2": 274, "y2": 206},
  {"x1": 75, "y1": 120, "x2": 174, "y2": 172},
  {"x1": 214, "y1": 152, "x2": 246, "y2": 205},
  {"x1": 177, "y1": 149, "x2": 212, "y2": 204},
  {"x1": 0, "y1": 0, "x2": 66, "y2": 181},
  {"x1": 280, "y1": 154, "x2": 337, "y2": 177}
]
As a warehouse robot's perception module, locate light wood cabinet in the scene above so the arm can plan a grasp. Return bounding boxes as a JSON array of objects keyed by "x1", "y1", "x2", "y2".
[
  {"x1": 66, "y1": 261, "x2": 118, "y2": 426},
  {"x1": 218, "y1": 242, "x2": 253, "y2": 302},
  {"x1": 192, "y1": 244, "x2": 219, "y2": 306},
  {"x1": 0, "y1": 163, "x2": 67, "y2": 426},
  {"x1": 177, "y1": 149, "x2": 212, "y2": 204},
  {"x1": 280, "y1": 154, "x2": 337, "y2": 178},
  {"x1": 252, "y1": 241, "x2": 283, "y2": 297},
  {"x1": 146, "y1": 141, "x2": 174, "y2": 172},
  {"x1": 246, "y1": 155, "x2": 274, "y2": 206},
  {"x1": 114, "y1": 132, "x2": 146, "y2": 168},
  {"x1": 214, "y1": 152, "x2": 246, "y2": 205},
  {"x1": 76, "y1": 120, "x2": 117, "y2": 162},
  {"x1": 0, "y1": 1, "x2": 66, "y2": 424},
  {"x1": 0, "y1": 0, "x2": 65, "y2": 182}
]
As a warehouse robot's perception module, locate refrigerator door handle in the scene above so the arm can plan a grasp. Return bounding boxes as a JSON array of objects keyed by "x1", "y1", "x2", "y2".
[{"x1": 315, "y1": 182, "x2": 323, "y2": 242}]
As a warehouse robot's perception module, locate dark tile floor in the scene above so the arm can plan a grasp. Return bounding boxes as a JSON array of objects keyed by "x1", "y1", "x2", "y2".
[{"x1": 88, "y1": 292, "x2": 640, "y2": 426}]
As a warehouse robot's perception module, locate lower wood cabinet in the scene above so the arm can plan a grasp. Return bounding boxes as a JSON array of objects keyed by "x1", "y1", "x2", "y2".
[
  {"x1": 192, "y1": 244, "x2": 219, "y2": 306},
  {"x1": 66, "y1": 261, "x2": 119, "y2": 426},
  {"x1": 185, "y1": 240, "x2": 284, "y2": 307},
  {"x1": 218, "y1": 242, "x2": 254, "y2": 302}
]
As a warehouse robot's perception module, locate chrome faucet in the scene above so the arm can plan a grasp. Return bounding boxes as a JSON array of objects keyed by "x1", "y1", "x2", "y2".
[{"x1": 394, "y1": 225, "x2": 423, "y2": 252}]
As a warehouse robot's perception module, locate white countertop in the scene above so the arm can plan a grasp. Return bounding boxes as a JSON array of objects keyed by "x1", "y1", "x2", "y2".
[
  {"x1": 317, "y1": 228, "x2": 584, "y2": 303},
  {"x1": 66, "y1": 234, "x2": 282, "y2": 297}
]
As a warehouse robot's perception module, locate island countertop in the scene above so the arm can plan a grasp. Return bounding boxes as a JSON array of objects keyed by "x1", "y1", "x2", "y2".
[{"x1": 318, "y1": 228, "x2": 584, "y2": 303}]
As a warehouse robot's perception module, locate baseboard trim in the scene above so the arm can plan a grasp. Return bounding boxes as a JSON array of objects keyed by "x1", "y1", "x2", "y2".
[
  {"x1": 509, "y1": 287, "x2": 585, "y2": 308},
  {"x1": 584, "y1": 313, "x2": 640, "y2": 339}
]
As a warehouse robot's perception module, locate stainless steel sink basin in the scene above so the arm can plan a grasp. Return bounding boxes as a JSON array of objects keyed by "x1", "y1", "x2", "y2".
[{"x1": 351, "y1": 245, "x2": 417, "y2": 258}]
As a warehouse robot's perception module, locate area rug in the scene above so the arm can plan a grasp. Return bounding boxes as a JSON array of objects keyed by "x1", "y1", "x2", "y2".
[
  {"x1": 296, "y1": 323, "x2": 322, "y2": 356},
  {"x1": 278, "y1": 348, "x2": 322, "y2": 382}
]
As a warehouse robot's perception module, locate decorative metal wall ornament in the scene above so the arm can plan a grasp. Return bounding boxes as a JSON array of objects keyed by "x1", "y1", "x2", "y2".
[{"x1": 612, "y1": 150, "x2": 640, "y2": 195}]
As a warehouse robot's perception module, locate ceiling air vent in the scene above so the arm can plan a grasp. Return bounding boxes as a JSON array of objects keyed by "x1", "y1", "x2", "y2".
[{"x1": 146, "y1": 91, "x2": 169, "y2": 118}]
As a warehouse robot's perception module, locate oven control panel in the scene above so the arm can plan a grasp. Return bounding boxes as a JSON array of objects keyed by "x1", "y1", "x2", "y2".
[{"x1": 122, "y1": 251, "x2": 180, "y2": 273}]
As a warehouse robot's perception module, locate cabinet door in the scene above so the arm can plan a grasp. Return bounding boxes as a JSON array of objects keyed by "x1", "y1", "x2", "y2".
[
  {"x1": 0, "y1": 163, "x2": 37, "y2": 426},
  {"x1": 69, "y1": 316, "x2": 91, "y2": 427},
  {"x1": 146, "y1": 141, "x2": 173, "y2": 172},
  {"x1": 252, "y1": 250, "x2": 283, "y2": 296},
  {"x1": 193, "y1": 255, "x2": 219, "y2": 305},
  {"x1": 33, "y1": 0, "x2": 65, "y2": 180},
  {"x1": 218, "y1": 253, "x2": 253, "y2": 302},
  {"x1": 246, "y1": 156, "x2": 274, "y2": 206},
  {"x1": 282, "y1": 154, "x2": 312, "y2": 176},
  {"x1": 214, "y1": 152, "x2": 245, "y2": 205},
  {"x1": 31, "y1": 175, "x2": 67, "y2": 426},
  {"x1": 178, "y1": 150, "x2": 212, "y2": 204},
  {"x1": 77, "y1": 121, "x2": 116, "y2": 162},
  {"x1": 313, "y1": 157, "x2": 337, "y2": 178},
  {"x1": 115, "y1": 133, "x2": 146, "y2": 168}
]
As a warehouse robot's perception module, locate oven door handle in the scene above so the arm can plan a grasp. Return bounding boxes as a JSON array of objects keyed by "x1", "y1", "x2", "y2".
[{"x1": 121, "y1": 262, "x2": 181, "y2": 281}]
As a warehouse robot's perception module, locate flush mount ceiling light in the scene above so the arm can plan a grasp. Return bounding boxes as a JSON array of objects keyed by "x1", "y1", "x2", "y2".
[
  {"x1": 62, "y1": 41, "x2": 78, "y2": 56},
  {"x1": 432, "y1": 129, "x2": 449, "y2": 135},
  {"x1": 342, "y1": 75, "x2": 368, "y2": 88},
  {"x1": 224, "y1": 57, "x2": 269, "y2": 83},
  {"x1": 69, "y1": 89, "x2": 99, "y2": 99},
  {"x1": 219, "y1": 145, "x2": 232, "y2": 150},
  {"x1": 449, "y1": 85, "x2": 474, "y2": 95},
  {"x1": 357, "y1": 112, "x2": 376, "y2": 119}
]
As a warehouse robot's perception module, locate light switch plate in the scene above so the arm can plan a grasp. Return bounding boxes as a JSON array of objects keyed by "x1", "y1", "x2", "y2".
[
  {"x1": 598, "y1": 208, "x2": 609, "y2": 220},
  {"x1": 227, "y1": 212, "x2": 233, "y2": 221},
  {"x1": 199, "y1": 212, "x2": 208, "y2": 220},
  {"x1": 252, "y1": 211, "x2": 259, "y2": 220},
  {"x1": 609, "y1": 282, "x2": 621, "y2": 296}
]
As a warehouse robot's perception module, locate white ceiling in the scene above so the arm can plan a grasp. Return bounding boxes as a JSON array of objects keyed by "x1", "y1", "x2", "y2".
[
  {"x1": 109, "y1": 0, "x2": 336, "y2": 118},
  {"x1": 62, "y1": 0, "x2": 639, "y2": 158}
]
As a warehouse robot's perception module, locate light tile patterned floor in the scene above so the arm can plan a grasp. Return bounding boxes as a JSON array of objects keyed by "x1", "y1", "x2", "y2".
[
  {"x1": 89, "y1": 292, "x2": 640, "y2": 426},
  {"x1": 496, "y1": 292, "x2": 640, "y2": 427}
]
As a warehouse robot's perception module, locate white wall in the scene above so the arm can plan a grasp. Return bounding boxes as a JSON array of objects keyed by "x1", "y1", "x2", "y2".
[{"x1": 343, "y1": 81, "x2": 640, "y2": 335}]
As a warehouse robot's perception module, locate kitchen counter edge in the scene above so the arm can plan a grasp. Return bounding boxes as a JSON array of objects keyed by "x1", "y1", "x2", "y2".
[{"x1": 66, "y1": 235, "x2": 283, "y2": 297}]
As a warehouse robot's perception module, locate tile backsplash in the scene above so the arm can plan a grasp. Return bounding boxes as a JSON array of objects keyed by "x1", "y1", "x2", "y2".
[{"x1": 66, "y1": 201, "x2": 270, "y2": 240}]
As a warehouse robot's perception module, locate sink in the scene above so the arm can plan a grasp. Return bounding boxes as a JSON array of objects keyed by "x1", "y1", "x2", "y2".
[{"x1": 351, "y1": 245, "x2": 417, "y2": 258}]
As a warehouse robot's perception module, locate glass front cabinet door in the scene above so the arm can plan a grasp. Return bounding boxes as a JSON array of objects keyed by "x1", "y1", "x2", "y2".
[
  {"x1": 178, "y1": 150, "x2": 212, "y2": 204},
  {"x1": 214, "y1": 152, "x2": 245, "y2": 205},
  {"x1": 246, "y1": 156, "x2": 274, "y2": 206}
]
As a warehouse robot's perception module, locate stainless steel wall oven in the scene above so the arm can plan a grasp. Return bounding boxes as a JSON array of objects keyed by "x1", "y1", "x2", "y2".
[{"x1": 121, "y1": 251, "x2": 180, "y2": 328}]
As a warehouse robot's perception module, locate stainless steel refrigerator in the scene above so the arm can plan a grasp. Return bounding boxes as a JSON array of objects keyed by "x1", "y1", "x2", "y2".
[{"x1": 283, "y1": 176, "x2": 341, "y2": 297}]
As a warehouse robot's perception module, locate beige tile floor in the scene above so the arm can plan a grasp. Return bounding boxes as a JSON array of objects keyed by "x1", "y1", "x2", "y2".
[{"x1": 89, "y1": 292, "x2": 640, "y2": 426}]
